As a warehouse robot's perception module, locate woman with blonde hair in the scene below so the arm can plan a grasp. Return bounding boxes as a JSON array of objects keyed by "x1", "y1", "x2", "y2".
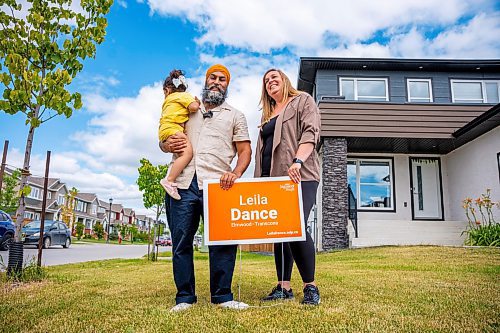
[{"x1": 254, "y1": 69, "x2": 321, "y2": 305}]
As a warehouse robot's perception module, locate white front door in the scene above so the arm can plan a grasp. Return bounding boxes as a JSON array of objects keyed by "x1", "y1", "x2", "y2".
[{"x1": 410, "y1": 158, "x2": 443, "y2": 220}]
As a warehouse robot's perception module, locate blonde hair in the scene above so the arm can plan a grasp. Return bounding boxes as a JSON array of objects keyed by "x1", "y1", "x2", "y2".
[{"x1": 259, "y1": 69, "x2": 301, "y2": 127}]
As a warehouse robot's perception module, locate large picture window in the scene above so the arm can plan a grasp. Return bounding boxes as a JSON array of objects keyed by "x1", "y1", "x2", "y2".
[
  {"x1": 347, "y1": 158, "x2": 394, "y2": 211},
  {"x1": 451, "y1": 80, "x2": 500, "y2": 103},
  {"x1": 340, "y1": 77, "x2": 389, "y2": 101}
]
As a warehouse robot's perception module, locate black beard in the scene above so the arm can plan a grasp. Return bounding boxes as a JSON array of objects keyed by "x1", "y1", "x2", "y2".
[{"x1": 202, "y1": 84, "x2": 227, "y2": 106}]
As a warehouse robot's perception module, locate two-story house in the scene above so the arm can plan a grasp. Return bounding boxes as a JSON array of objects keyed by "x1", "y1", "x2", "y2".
[
  {"x1": 135, "y1": 214, "x2": 148, "y2": 231},
  {"x1": 24, "y1": 175, "x2": 68, "y2": 223},
  {"x1": 122, "y1": 208, "x2": 135, "y2": 225},
  {"x1": 298, "y1": 57, "x2": 500, "y2": 250},
  {"x1": 137, "y1": 215, "x2": 157, "y2": 232},
  {"x1": 97, "y1": 199, "x2": 111, "y2": 234},
  {"x1": 110, "y1": 203, "x2": 124, "y2": 230},
  {"x1": 74, "y1": 193, "x2": 101, "y2": 234}
]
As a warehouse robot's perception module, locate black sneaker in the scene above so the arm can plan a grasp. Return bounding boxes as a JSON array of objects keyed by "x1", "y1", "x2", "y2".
[
  {"x1": 261, "y1": 284, "x2": 294, "y2": 301},
  {"x1": 301, "y1": 285, "x2": 320, "y2": 305}
]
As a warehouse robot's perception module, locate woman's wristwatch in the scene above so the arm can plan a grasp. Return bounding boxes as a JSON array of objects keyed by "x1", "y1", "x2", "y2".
[{"x1": 292, "y1": 158, "x2": 303, "y2": 165}]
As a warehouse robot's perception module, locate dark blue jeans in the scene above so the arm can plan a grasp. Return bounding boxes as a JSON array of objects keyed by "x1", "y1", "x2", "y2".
[{"x1": 165, "y1": 175, "x2": 237, "y2": 305}]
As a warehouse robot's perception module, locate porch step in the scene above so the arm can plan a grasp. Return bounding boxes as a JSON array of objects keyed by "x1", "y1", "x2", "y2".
[{"x1": 349, "y1": 220, "x2": 469, "y2": 247}]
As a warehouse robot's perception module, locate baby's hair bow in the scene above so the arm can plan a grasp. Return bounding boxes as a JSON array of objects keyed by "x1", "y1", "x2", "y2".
[{"x1": 172, "y1": 75, "x2": 187, "y2": 88}]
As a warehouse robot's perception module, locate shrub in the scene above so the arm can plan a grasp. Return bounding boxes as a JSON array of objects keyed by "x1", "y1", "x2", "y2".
[
  {"x1": 129, "y1": 225, "x2": 138, "y2": 243},
  {"x1": 464, "y1": 224, "x2": 500, "y2": 246},
  {"x1": 134, "y1": 231, "x2": 148, "y2": 242},
  {"x1": 462, "y1": 189, "x2": 500, "y2": 246},
  {"x1": 109, "y1": 230, "x2": 119, "y2": 241},
  {"x1": 93, "y1": 222, "x2": 104, "y2": 240},
  {"x1": 75, "y1": 222, "x2": 85, "y2": 240}
]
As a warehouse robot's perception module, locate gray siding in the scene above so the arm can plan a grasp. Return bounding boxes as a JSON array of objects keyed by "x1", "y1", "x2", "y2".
[{"x1": 316, "y1": 69, "x2": 500, "y2": 103}]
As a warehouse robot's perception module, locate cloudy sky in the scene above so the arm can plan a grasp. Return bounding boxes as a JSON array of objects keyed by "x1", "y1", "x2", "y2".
[{"x1": 1, "y1": 0, "x2": 499, "y2": 216}]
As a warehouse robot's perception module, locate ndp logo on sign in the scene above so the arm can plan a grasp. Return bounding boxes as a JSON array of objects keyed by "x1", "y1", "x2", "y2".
[{"x1": 203, "y1": 177, "x2": 306, "y2": 245}]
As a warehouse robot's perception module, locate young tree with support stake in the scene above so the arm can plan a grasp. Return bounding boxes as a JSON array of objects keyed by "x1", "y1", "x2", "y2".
[
  {"x1": 137, "y1": 158, "x2": 167, "y2": 261},
  {"x1": 0, "y1": 0, "x2": 113, "y2": 275},
  {"x1": 61, "y1": 186, "x2": 78, "y2": 234}
]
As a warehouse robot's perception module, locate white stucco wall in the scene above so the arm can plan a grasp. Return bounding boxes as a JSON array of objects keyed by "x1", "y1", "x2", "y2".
[
  {"x1": 355, "y1": 153, "x2": 445, "y2": 221},
  {"x1": 443, "y1": 127, "x2": 500, "y2": 221},
  {"x1": 317, "y1": 129, "x2": 499, "y2": 248}
]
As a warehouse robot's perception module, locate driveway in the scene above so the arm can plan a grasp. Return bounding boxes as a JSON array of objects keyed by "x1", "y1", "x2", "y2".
[{"x1": 0, "y1": 243, "x2": 171, "y2": 268}]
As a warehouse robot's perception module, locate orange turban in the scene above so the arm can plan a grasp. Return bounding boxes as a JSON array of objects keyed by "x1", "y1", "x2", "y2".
[{"x1": 205, "y1": 64, "x2": 230, "y2": 85}]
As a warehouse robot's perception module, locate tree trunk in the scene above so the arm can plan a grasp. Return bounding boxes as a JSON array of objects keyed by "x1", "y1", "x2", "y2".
[
  {"x1": 8, "y1": 125, "x2": 35, "y2": 275},
  {"x1": 14, "y1": 125, "x2": 35, "y2": 241},
  {"x1": 147, "y1": 221, "x2": 151, "y2": 260},
  {"x1": 155, "y1": 207, "x2": 161, "y2": 259},
  {"x1": 152, "y1": 217, "x2": 157, "y2": 261}
]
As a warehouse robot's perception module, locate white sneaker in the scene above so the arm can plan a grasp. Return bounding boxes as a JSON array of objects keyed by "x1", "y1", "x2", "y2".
[
  {"x1": 217, "y1": 300, "x2": 249, "y2": 310},
  {"x1": 170, "y1": 302, "x2": 193, "y2": 312}
]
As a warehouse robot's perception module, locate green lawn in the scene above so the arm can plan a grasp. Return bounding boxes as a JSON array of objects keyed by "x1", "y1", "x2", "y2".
[{"x1": 1, "y1": 246, "x2": 499, "y2": 333}]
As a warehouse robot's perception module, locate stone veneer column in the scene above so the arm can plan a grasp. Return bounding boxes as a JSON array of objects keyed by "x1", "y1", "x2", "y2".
[{"x1": 321, "y1": 137, "x2": 348, "y2": 250}]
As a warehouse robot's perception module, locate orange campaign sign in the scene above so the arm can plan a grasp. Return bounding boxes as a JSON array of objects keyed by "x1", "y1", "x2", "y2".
[{"x1": 203, "y1": 177, "x2": 305, "y2": 245}]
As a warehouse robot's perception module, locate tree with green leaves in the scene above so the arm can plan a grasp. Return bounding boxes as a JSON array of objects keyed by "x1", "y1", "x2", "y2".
[
  {"x1": 129, "y1": 224, "x2": 138, "y2": 243},
  {"x1": 93, "y1": 221, "x2": 104, "y2": 240},
  {"x1": 137, "y1": 158, "x2": 167, "y2": 260},
  {"x1": 75, "y1": 221, "x2": 84, "y2": 240},
  {"x1": 61, "y1": 186, "x2": 78, "y2": 233},
  {"x1": 0, "y1": 169, "x2": 20, "y2": 214},
  {"x1": 0, "y1": 0, "x2": 112, "y2": 274}
]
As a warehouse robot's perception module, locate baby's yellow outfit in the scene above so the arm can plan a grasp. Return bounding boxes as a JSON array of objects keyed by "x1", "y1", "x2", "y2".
[{"x1": 158, "y1": 92, "x2": 196, "y2": 141}]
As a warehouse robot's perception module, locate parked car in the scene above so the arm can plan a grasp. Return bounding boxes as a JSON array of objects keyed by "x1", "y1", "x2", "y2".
[
  {"x1": 155, "y1": 235, "x2": 172, "y2": 246},
  {"x1": 154, "y1": 236, "x2": 163, "y2": 246},
  {"x1": 0, "y1": 210, "x2": 15, "y2": 251},
  {"x1": 22, "y1": 220, "x2": 71, "y2": 249}
]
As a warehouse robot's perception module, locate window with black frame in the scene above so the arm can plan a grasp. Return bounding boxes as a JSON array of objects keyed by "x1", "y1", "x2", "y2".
[
  {"x1": 497, "y1": 152, "x2": 500, "y2": 183},
  {"x1": 347, "y1": 158, "x2": 394, "y2": 210}
]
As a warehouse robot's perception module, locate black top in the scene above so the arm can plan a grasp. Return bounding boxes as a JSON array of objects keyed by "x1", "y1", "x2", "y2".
[{"x1": 260, "y1": 116, "x2": 277, "y2": 177}]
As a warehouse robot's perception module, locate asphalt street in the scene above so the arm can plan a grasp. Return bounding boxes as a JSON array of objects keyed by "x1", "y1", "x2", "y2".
[{"x1": 0, "y1": 242, "x2": 170, "y2": 268}]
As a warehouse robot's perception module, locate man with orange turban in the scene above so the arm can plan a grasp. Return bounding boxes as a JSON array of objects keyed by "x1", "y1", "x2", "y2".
[
  {"x1": 160, "y1": 64, "x2": 252, "y2": 312},
  {"x1": 205, "y1": 64, "x2": 231, "y2": 84}
]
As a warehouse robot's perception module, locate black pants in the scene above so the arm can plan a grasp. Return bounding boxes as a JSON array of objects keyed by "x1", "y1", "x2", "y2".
[
  {"x1": 274, "y1": 181, "x2": 318, "y2": 284},
  {"x1": 165, "y1": 175, "x2": 237, "y2": 305}
]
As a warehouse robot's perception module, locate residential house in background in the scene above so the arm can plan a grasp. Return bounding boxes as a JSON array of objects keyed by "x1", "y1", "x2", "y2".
[
  {"x1": 23, "y1": 174, "x2": 68, "y2": 223},
  {"x1": 97, "y1": 199, "x2": 111, "y2": 234},
  {"x1": 298, "y1": 57, "x2": 500, "y2": 250},
  {"x1": 1, "y1": 168, "x2": 158, "y2": 235},
  {"x1": 135, "y1": 214, "x2": 148, "y2": 231},
  {"x1": 109, "y1": 203, "x2": 124, "y2": 233},
  {"x1": 74, "y1": 193, "x2": 100, "y2": 234},
  {"x1": 123, "y1": 207, "x2": 135, "y2": 225}
]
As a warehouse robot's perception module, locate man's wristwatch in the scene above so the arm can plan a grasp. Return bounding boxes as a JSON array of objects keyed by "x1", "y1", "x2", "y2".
[{"x1": 292, "y1": 158, "x2": 303, "y2": 165}]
